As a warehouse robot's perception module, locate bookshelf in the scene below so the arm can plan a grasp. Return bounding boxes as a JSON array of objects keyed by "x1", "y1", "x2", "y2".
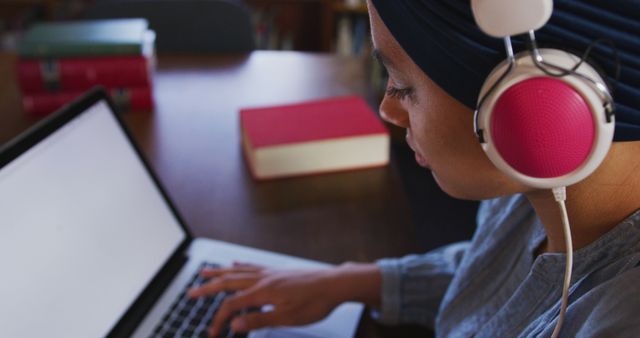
[
  {"x1": 0, "y1": 0, "x2": 57, "y2": 21},
  {"x1": 246, "y1": 0, "x2": 330, "y2": 51},
  {"x1": 0, "y1": 0, "x2": 88, "y2": 22},
  {"x1": 331, "y1": 1, "x2": 370, "y2": 57},
  {"x1": 328, "y1": 0, "x2": 371, "y2": 58},
  {"x1": 245, "y1": 0, "x2": 370, "y2": 55},
  {"x1": 3, "y1": 0, "x2": 369, "y2": 55},
  {"x1": 333, "y1": 2, "x2": 368, "y2": 14},
  {"x1": 0, "y1": 0, "x2": 91, "y2": 51}
]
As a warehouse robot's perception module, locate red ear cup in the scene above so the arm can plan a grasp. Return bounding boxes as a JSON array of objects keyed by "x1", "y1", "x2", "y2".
[
  {"x1": 476, "y1": 49, "x2": 614, "y2": 188},
  {"x1": 490, "y1": 77, "x2": 595, "y2": 178}
]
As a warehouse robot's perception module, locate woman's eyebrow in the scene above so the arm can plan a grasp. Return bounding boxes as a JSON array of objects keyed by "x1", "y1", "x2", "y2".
[{"x1": 372, "y1": 48, "x2": 396, "y2": 70}]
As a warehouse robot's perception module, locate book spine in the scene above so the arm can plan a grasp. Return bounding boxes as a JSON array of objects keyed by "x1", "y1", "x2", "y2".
[
  {"x1": 17, "y1": 56, "x2": 151, "y2": 93},
  {"x1": 22, "y1": 86, "x2": 153, "y2": 116},
  {"x1": 18, "y1": 42, "x2": 143, "y2": 58}
]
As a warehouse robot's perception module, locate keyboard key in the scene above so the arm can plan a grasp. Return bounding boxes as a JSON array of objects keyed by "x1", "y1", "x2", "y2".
[{"x1": 148, "y1": 262, "x2": 226, "y2": 338}]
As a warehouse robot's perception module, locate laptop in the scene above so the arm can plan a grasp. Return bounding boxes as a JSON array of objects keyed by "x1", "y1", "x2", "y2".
[{"x1": 0, "y1": 88, "x2": 363, "y2": 338}]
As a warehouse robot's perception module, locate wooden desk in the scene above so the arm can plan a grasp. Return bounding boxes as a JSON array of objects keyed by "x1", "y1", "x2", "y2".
[{"x1": 0, "y1": 51, "x2": 433, "y2": 337}]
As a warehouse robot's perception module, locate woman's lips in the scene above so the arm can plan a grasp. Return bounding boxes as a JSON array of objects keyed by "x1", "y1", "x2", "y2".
[{"x1": 406, "y1": 130, "x2": 429, "y2": 168}]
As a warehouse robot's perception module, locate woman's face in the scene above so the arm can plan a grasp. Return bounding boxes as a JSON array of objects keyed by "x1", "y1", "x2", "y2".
[{"x1": 368, "y1": 2, "x2": 529, "y2": 200}]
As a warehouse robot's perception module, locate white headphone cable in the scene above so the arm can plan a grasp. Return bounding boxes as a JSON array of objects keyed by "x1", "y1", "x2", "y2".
[{"x1": 551, "y1": 186, "x2": 573, "y2": 338}]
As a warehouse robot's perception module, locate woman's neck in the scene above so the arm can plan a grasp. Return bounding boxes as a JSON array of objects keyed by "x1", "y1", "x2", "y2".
[{"x1": 525, "y1": 142, "x2": 640, "y2": 253}]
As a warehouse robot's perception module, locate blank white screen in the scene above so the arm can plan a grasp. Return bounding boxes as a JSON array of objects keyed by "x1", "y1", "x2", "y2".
[{"x1": 0, "y1": 101, "x2": 186, "y2": 338}]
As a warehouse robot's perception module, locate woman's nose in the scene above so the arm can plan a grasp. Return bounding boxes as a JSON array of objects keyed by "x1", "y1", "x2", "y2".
[{"x1": 379, "y1": 95, "x2": 409, "y2": 128}]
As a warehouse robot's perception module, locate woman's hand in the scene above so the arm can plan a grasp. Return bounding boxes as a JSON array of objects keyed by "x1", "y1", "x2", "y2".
[{"x1": 188, "y1": 262, "x2": 381, "y2": 337}]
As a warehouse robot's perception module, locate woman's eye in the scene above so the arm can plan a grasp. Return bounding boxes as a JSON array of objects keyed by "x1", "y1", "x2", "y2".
[{"x1": 386, "y1": 86, "x2": 414, "y2": 100}]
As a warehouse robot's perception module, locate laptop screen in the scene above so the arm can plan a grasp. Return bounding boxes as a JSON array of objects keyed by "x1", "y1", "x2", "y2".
[{"x1": 0, "y1": 100, "x2": 187, "y2": 338}]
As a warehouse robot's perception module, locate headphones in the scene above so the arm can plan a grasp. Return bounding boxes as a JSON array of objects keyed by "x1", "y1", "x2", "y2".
[{"x1": 471, "y1": 0, "x2": 615, "y2": 189}]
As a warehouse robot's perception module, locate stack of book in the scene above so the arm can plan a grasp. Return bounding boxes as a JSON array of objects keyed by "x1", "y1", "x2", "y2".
[{"x1": 16, "y1": 18, "x2": 156, "y2": 116}]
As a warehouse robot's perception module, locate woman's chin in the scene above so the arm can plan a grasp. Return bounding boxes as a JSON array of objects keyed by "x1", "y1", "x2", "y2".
[
  {"x1": 432, "y1": 172, "x2": 480, "y2": 201},
  {"x1": 414, "y1": 152, "x2": 431, "y2": 169}
]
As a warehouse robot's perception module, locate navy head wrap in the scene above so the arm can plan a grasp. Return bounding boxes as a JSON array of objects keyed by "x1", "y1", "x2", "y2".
[{"x1": 371, "y1": 0, "x2": 640, "y2": 141}]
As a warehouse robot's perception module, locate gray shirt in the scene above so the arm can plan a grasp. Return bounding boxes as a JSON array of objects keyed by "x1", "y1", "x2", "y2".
[{"x1": 376, "y1": 194, "x2": 640, "y2": 337}]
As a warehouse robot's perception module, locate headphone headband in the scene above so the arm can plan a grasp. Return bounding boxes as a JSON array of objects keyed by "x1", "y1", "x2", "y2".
[{"x1": 471, "y1": 0, "x2": 553, "y2": 37}]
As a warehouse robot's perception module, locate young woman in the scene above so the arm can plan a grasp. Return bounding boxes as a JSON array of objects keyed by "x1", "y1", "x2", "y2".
[{"x1": 190, "y1": 1, "x2": 640, "y2": 337}]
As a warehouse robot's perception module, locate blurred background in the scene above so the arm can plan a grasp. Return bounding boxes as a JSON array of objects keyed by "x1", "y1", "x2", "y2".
[
  {"x1": 0, "y1": 0, "x2": 371, "y2": 55},
  {"x1": 0, "y1": 0, "x2": 478, "y2": 254}
]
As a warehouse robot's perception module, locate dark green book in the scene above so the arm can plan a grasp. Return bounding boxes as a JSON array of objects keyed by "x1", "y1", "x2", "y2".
[{"x1": 19, "y1": 18, "x2": 152, "y2": 58}]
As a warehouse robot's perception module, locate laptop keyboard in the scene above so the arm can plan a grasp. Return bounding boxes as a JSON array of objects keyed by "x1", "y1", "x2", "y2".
[{"x1": 148, "y1": 262, "x2": 247, "y2": 338}]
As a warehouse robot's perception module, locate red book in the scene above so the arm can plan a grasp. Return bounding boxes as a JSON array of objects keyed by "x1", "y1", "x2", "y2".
[
  {"x1": 22, "y1": 87, "x2": 153, "y2": 116},
  {"x1": 17, "y1": 56, "x2": 151, "y2": 93},
  {"x1": 240, "y1": 95, "x2": 390, "y2": 180}
]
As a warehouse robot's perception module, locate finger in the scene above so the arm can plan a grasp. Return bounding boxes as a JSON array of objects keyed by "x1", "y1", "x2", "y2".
[
  {"x1": 189, "y1": 273, "x2": 259, "y2": 298},
  {"x1": 209, "y1": 290, "x2": 264, "y2": 337},
  {"x1": 199, "y1": 266, "x2": 261, "y2": 278},
  {"x1": 230, "y1": 311, "x2": 282, "y2": 333}
]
